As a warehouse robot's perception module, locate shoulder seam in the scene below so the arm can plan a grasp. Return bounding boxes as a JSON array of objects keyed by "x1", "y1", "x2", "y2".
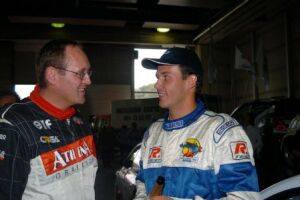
[
  {"x1": 0, "y1": 118, "x2": 13, "y2": 125},
  {"x1": 1, "y1": 101, "x2": 32, "y2": 118}
]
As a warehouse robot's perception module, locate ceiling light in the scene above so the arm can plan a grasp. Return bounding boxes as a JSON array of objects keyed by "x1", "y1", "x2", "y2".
[
  {"x1": 51, "y1": 23, "x2": 65, "y2": 28},
  {"x1": 157, "y1": 27, "x2": 170, "y2": 33}
]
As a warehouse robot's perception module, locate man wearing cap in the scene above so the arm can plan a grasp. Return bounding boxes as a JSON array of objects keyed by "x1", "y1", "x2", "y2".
[{"x1": 134, "y1": 47, "x2": 260, "y2": 200}]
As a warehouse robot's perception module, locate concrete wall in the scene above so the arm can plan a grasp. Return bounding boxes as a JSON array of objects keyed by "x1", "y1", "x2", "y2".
[
  {"x1": 197, "y1": 0, "x2": 300, "y2": 113},
  {"x1": 289, "y1": 3, "x2": 300, "y2": 97},
  {"x1": 199, "y1": 44, "x2": 232, "y2": 113},
  {"x1": 0, "y1": 41, "x2": 14, "y2": 90}
]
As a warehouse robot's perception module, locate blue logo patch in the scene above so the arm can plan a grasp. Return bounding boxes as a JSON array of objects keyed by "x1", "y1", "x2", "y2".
[{"x1": 214, "y1": 119, "x2": 239, "y2": 143}]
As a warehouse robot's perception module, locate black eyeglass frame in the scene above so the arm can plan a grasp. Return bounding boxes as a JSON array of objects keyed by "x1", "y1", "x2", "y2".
[{"x1": 53, "y1": 66, "x2": 92, "y2": 80}]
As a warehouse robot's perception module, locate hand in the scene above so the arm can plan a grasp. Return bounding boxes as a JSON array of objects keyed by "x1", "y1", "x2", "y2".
[{"x1": 150, "y1": 196, "x2": 172, "y2": 200}]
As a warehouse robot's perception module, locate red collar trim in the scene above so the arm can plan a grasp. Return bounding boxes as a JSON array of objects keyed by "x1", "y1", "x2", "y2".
[{"x1": 29, "y1": 85, "x2": 76, "y2": 120}]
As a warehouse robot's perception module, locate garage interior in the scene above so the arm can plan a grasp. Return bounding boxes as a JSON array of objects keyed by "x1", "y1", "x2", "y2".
[
  {"x1": 1, "y1": 0, "x2": 299, "y2": 118},
  {"x1": 1, "y1": 0, "x2": 300, "y2": 199}
]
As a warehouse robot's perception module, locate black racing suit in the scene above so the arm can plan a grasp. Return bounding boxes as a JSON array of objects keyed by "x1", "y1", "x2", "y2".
[{"x1": 0, "y1": 87, "x2": 98, "y2": 200}]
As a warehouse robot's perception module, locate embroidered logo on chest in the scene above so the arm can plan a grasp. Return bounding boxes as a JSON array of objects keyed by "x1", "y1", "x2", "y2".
[
  {"x1": 148, "y1": 147, "x2": 162, "y2": 164},
  {"x1": 73, "y1": 116, "x2": 83, "y2": 125},
  {"x1": 180, "y1": 138, "x2": 202, "y2": 162},
  {"x1": 33, "y1": 119, "x2": 52, "y2": 130},
  {"x1": 40, "y1": 135, "x2": 96, "y2": 176},
  {"x1": 40, "y1": 135, "x2": 60, "y2": 144}
]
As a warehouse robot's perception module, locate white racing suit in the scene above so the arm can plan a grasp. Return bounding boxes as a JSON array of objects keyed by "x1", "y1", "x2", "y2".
[
  {"x1": 134, "y1": 101, "x2": 261, "y2": 200},
  {"x1": 0, "y1": 86, "x2": 98, "y2": 200}
]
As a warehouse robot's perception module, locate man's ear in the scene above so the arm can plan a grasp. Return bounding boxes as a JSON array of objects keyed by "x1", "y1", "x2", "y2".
[
  {"x1": 188, "y1": 74, "x2": 197, "y2": 88},
  {"x1": 45, "y1": 66, "x2": 57, "y2": 86}
]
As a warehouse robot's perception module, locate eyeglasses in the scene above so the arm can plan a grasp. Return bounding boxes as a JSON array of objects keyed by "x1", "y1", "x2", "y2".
[{"x1": 53, "y1": 66, "x2": 92, "y2": 80}]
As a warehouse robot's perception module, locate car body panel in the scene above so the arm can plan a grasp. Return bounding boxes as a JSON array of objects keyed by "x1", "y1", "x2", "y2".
[
  {"x1": 115, "y1": 143, "x2": 141, "y2": 200},
  {"x1": 260, "y1": 175, "x2": 300, "y2": 199}
]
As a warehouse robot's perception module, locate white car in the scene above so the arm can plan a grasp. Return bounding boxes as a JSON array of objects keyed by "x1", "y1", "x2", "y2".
[{"x1": 260, "y1": 175, "x2": 300, "y2": 199}]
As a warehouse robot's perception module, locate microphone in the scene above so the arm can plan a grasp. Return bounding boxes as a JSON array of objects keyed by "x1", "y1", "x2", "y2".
[{"x1": 149, "y1": 176, "x2": 165, "y2": 197}]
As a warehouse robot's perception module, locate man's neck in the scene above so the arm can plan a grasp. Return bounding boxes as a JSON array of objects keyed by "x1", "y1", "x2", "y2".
[
  {"x1": 39, "y1": 87, "x2": 69, "y2": 110},
  {"x1": 168, "y1": 100, "x2": 197, "y2": 120}
]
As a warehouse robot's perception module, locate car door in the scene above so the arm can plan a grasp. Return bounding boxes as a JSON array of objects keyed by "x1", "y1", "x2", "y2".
[{"x1": 263, "y1": 188, "x2": 300, "y2": 200}]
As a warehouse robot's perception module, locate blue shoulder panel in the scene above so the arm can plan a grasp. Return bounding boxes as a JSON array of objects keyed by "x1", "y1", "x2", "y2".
[{"x1": 213, "y1": 116, "x2": 240, "y2": 143}]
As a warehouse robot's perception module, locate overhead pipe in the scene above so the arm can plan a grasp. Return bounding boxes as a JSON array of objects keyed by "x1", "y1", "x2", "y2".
[{"x1": 193, "y1": 0, "x2": 249, "y2": 42}]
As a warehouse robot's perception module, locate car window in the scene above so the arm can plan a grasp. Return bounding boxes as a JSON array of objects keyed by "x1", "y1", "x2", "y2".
[
  {"x1": 231, "y1": 102, "x2": 273, "y2": 127},
  {"x1": 265, "y1": 188, "x2": 300, "y2": 200}
]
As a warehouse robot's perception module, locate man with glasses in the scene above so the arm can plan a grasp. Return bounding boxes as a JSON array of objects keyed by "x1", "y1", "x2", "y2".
[{"x1": 0, "y1": 39, "x2": 98, "y2": 200}]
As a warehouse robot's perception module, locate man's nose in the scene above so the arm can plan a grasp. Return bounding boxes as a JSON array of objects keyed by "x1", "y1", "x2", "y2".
[{"x1": 83, "y1": 74, "x2": 92, "y2": 85}]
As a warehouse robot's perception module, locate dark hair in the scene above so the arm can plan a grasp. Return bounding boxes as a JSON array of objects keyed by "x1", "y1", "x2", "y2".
[
  {"x1": 36, "y1": 39, "x2": 81, "y2": 88},
  {"x1": 0, "y1": 89, "x2": 20, "y2": 101},
  {"x1": 180, "y1": 65, "x2": 202, "y2": 100}
]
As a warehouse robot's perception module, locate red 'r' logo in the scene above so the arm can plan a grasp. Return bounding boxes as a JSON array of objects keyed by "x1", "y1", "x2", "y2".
[
  {"x1": 234, "y1": 142, "x2": 247, "y2": 154},
  {"x1": 230, "y1": 141, "x2": 250, "y2": 160},
  {"x1": 149, "y1": 147, "x2": 161, "y2": 159}
]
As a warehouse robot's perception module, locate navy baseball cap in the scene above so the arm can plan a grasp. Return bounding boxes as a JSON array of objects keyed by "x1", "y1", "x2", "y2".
[{"x1": 142, "y1": 47, "x2": 203, "y2": 76}]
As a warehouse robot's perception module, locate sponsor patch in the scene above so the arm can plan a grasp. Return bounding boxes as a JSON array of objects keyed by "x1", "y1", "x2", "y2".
[
  {"x1": 40, "y1": 135, "x2": 96, "y2": 176},
  {"x1": 180, "y1": 138, "x2": 202, "y2": 157},
  {"x1": 148, "y1": 147, "x2": 162, "y2": 163},
  {"x1": 0, "y1": 134, "x2": 6, "y2": 140},
  {"x1": 33, "y1": 119, "x2": 52, "y2": 130},
  {"x1": 164, "y1": 120, "x2": 184, "y2": 130},
  {"x1": 40, "y1": 136, "x2": 60, "y2": 144},
  {"x1": 73, "y1": 116, "x2": 83, "y2": 125},
  {"x1": 214, "y1": 119, "x2": 239, "y2": 143},
  {"x1": 230, "y1": 141, "x2": 250, "y2": 160}
]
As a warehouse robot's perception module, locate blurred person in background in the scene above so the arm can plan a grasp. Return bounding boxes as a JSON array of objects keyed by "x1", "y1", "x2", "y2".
[
  {"x1": 0, "y1": 89, "x2": 20, "y2": 107},
  {"x1": 242, "y1": 112, "x2": 263, "y2": 159}
]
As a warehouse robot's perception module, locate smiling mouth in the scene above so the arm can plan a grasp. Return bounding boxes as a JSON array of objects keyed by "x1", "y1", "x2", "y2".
[
  {"x1": 158, "y1": 92, "x2": 166, "y2": 98},
  {"x1": 79, "y1": 88, "x2": 87, "y2": 94}
]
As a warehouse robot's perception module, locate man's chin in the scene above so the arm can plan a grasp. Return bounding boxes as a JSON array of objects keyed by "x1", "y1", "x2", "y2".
[
  {"x1": 159, "y1": 101, "x2": 168, "y2": 109},
  {"x1": 76, "y1": 97, "x2": 86, "y2": 105}
]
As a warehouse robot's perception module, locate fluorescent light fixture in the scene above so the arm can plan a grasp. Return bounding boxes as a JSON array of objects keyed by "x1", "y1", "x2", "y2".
[
  {"x1": 51, "y1": 23, "x2": 65, "y2": 28},
  {"x1": 157, "y1": 27, "x2": 170, "y2": 33}
]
